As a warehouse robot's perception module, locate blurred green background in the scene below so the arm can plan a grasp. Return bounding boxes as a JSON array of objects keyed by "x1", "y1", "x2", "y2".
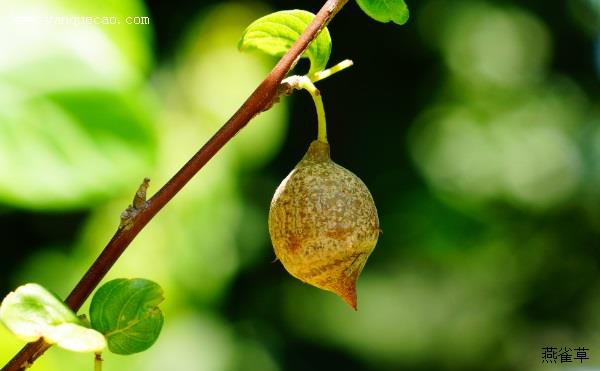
[{"x1": 1, "y1": 0, "x2": 599, "y2": 370}]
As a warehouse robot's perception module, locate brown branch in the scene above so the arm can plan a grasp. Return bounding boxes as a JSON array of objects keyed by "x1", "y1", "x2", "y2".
[{"x1": 2, "y1": 0, "x2": 349, "y2": 370}]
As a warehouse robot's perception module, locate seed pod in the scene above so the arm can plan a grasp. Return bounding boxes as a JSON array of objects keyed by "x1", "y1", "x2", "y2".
[{"x1": 268, "y1": 140, "x2": 379, "y2": 309}]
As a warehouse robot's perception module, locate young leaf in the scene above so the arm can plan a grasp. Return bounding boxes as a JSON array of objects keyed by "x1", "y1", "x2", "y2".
[
  {"x1": 90, "y1": 278, "x2": 164, "y2": 355},
  {"x1": 44, "y1": 323, "x2": 107, "y2": 353},
  {"x1": 356, "y1": 0, "x2": 410, "y2": 25},
  {"x1": 0, "y1": 283, "x2": 106, "y2": 352},
  {"x1": 238, "y1": 10, "x2": 332, "y2": 75}
]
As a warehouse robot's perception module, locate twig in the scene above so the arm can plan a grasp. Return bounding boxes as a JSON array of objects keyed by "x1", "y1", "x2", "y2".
[
  {"x1": 94, "y1": 353, "x2": 102, "y2": 371},
  {"x1": 1, "y1": 0, "x2": 349, "y2": 370}
]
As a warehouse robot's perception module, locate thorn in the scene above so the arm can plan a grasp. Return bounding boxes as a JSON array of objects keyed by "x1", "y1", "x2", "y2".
[{"x1": 336, "y1": 279, "x2": 358, "y2": 310}]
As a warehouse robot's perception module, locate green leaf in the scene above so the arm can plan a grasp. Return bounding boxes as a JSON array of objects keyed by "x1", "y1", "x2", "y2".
[
  {"x1": 238, "y1": 9, "x2": 332, "y2": 75},
  {"x1": 0, "y1": 283, "x2": 106, "y2": 352},
  {"x1": 42, "y1": 323, "x2": 107, "y2": 353},
  {"x1": 0, "y1": 0, "x2": 158, "y2": 210},
  {"x1": 90, "y1": 278, "x2": 164, "y2": 355},
  {"x1": 0, "y1": 89, "x2": 157, "y2": 210},
  {"x1": 356, "y1": 0, "x2": 410, "y2": 25}
]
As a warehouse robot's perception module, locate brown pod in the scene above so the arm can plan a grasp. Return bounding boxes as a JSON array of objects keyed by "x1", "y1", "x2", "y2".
[{"x1": 268, "y1": 140, "x2": 379, "y2": 309}]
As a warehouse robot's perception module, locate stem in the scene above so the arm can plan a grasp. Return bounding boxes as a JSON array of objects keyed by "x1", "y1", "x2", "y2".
[
  {"x1": 1, "y1": 0, "x2": 349, "y2": 370},
  {"x1": 299, "y1": 76, "x2": 328, "y2": 143},
  {"x1": 94, "y1": 353, "x2": 102, "y2": 371},
  {"x1": 309, "y1": 59, "x2": 353, "y2": 83},
  {"x1": 282, "y1": 59, "x2": 354, "y2": 143}
]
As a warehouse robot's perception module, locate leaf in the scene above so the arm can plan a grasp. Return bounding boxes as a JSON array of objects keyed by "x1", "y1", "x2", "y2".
[
  {"x1": 0, "y1": 89, "x2": 157, "y2": 210},
  {"x1": 0, "y1": 0, "x2": 152, "y2": 81},
  {"x1": 44, "y1": 323, "x2": 107, "y2": 353},
  {"x1": 356, "y1": 0, "x2": 410, "y2": 25},
  {"x1": 90, "y1": 278, "x2": 164, "y2": 355},
  {"x1": 0, "y1": 283, "x2": 106, "y2": 352},
  {"x1": 238, "y1": 10, "x2": 332, "y2": 75},
  {"x1": 0, "y1": 0, "x2": 158, "y2": 210}
]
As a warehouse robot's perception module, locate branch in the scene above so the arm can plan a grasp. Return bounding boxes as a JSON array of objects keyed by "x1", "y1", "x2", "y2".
[{"x1": 2, "y1": 0, "x2": 349, "y2": 370}]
